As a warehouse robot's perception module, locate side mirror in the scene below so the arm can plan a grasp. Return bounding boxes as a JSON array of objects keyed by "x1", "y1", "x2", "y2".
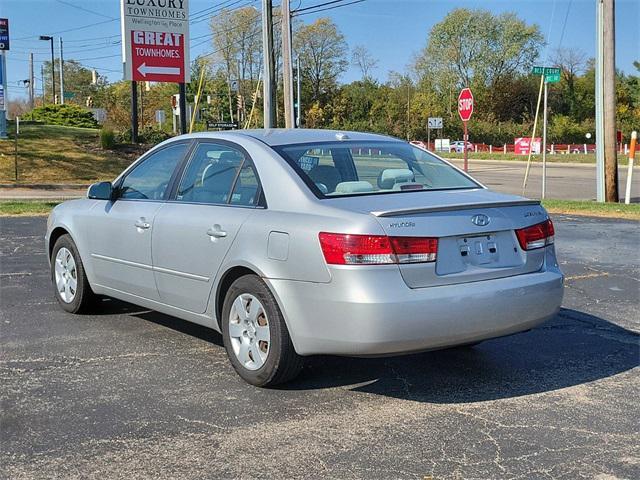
[{"x1": 87, "y1": 181, "x2": 114, "y2": 200}]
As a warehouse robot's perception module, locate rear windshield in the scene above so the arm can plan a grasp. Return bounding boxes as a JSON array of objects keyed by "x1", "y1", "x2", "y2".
[{"x1": 274, "y1": 141, "x2": 480, "y2": 198}]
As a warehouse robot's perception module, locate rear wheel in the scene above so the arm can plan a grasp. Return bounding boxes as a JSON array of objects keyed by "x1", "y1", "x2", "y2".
[
  {"x1": 51, "y1": 234, "x2": 95, "y2": 313},
  {"x1": 221, "y1": 275, "x2": 303, "y2": 387}
]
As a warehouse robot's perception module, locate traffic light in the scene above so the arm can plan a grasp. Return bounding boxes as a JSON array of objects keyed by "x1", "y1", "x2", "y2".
[{"x1": 86, "y1": 96, "x2": 93, "y2": 107}]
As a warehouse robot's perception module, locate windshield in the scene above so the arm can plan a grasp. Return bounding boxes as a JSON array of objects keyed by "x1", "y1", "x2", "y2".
[{"x1": 274, "y1": 141, "x2": 480, "y2": 198}]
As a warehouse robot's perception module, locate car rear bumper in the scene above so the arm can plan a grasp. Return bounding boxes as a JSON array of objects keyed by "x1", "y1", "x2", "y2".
[{"x1": 267, "y1": 262, "x2": 563, "y2": 356}]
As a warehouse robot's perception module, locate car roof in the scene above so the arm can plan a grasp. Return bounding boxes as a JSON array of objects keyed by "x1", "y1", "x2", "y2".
[{"x1": 171, "y1": 128, "x2": 401, "y2": 147}]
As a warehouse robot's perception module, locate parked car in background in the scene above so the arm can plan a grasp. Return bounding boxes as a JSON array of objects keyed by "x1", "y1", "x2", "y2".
[
  {"x1": 450, "y1": 140, "x2": 474, "y2": 152},
  {"x1": 46, "y1": 129, "x2": 564, "y2": 387},
  {"x1": 409, "y1": 140, "x2": 429, "y2": 150}
]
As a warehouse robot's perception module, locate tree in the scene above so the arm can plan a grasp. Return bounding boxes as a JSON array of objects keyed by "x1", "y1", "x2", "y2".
[
  {"x1": 551, "y1": 47, "x2": 588, "y2": 117},
  {"x1": 414, "y1": 9, "x2": 543, "y2": 91},
  {"x1": 294, "y1": 18, "x2": 348, "y2": 103},
  {"x1": 42, "y1": 60, "x2": 108, "y2": 107},
  {"x1": 210, "y1": 7, "x2": 262, "y2": 123},
  {"x1": 351, "y1": 45, "x2": 378, "y2": 80}
]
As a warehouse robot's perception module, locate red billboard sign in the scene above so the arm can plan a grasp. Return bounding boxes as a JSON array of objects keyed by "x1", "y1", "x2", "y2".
[
  {"x1": 131, "y1": 31, "x2": 185, "y2": 83},
  {"x1": 120, "y1": 0, "x2": 190, "y2": 83},
  {"x1": 514, "y1": 137, "x2": 541, "y2": 155},
  {"x1": 458, "y1": 88, "x2": 474, "y2": 122}
]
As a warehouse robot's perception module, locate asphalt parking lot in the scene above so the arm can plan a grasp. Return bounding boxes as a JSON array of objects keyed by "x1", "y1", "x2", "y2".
[{"x1": 1, "y1": 215, "x2": 638, "y2": 479}]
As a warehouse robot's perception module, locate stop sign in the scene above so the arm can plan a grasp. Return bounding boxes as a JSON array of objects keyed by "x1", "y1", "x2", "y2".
[{"x1": 458, "y1": 88, "x2": 474, "y2": 122}]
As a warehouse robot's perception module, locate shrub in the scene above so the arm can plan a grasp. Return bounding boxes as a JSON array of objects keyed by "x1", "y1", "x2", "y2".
[
  {"x1": 31, "y1": 104, "x2": 99, "y2": 129},
  {"x1": 100, "y1": 128, "x2": 116, "y2": 149},
  {"x1": 139, "y1": 126, "x2": 172, "y2": 144}
]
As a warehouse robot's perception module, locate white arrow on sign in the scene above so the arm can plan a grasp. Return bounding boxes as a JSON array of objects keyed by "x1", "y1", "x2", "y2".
[{"x1": 137, "y1": 63, "x2": 181, "y2": 77}]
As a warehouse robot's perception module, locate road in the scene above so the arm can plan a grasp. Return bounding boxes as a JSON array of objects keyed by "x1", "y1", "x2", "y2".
[
  {"x1": 1, "y1": 215, "x2": 638, "y2": 479},
  {"x1": 447, "y1": 159, "x2": 640, "y2": 201},
  {"x1": 1, "y1": 159, "x2": 638, "y2": 202}
]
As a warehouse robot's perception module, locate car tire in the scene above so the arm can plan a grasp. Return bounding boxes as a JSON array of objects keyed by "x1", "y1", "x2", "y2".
[
  {"x1": 51, "y1": 234, "x2": 96, "y2": 313},
  {"x1": 221, "y1": 274, "x2": 303, "y2": 387}
]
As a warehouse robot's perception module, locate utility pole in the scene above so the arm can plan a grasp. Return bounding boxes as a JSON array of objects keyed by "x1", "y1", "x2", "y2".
[
  {"x1": 296, "y1": 57, "x2": 302, "y2": 127},
  {"x1": 131, "y1": 81, "x2": 138, "y2": 143},
  {"x1": 406, "y1": 81, "x2": 411, "y2": 141},
  {"x1": 39, "y1": 36, "x2": 55, "y2": 104},
  {"x1": 0, "y1": 51, "x2": 7, "y2": 139},
  {"x1": 281, "y1": 0, "x2": 294, "y2": 128},
  {"x1": 542, "y1": 81, "x2": 548, "y2": 199},
  {"x1": 261, "y1": 0, "x2": 276, "y2": 128},
  {"x1": 179, "y1": 82, "x2": 187, "y2": 134},
  {"x1": 40, "y1": 64, "x2": 45, "y2": 104},
  {"x1": 59, "y1": 37, "x2": 64, "y2": 104},
  {"x1": 28, "y1": 53, "x2": 34, "y2": 109},
  {"x1": 603, "y1": 0, "x2": 618, "y2": 202}
]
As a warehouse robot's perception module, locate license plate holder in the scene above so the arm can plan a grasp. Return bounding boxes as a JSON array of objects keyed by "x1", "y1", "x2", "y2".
[{"x1": 457, "y1": 234, "x2": 498, "y2": 265}]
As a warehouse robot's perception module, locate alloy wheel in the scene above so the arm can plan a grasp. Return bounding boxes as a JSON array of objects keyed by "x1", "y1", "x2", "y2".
[{"x1": 228, "y1": 293, "x2": 271, "y2": 370}]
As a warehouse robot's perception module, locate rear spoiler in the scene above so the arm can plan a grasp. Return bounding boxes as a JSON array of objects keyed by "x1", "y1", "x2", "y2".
[{"x1": 372, "y1": 200, "x2": 541, "y2": 217}]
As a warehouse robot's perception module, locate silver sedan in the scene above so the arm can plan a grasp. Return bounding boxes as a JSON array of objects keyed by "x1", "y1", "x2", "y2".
[{"x1": 46, "y1": 129, "x2": 564, "y2": 386}]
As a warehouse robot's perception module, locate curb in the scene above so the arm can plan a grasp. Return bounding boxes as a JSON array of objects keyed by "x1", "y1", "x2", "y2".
[{"x1": 0, "y1": 184, "x2": 90, "y2": 190}]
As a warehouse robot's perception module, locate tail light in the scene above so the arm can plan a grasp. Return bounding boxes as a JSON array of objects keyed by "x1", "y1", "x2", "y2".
[
  {"x1": 515, "y1": 219, "x2": 555, "y2": 251},
  {"x1": 318, "y1": 232, "x2": 437, "y2": 265}
]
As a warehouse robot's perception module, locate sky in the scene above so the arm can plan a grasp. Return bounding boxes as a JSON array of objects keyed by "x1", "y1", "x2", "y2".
[{"x1": 0, "y1": 0, "x2": 638, "y2": 100}]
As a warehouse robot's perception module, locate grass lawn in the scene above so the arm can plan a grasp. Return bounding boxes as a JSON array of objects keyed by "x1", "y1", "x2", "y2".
[
  {"x1": 542, "y1": 199, "x2": 640, "y2": 220},
  {"x1": 0, "y1": 200, "x2": 61, "y2": 216},
  {"x1": 2, "y1": 199, "x2": 638, "y2": 220},
  {"x1": 0, "y1": 124, "x2": 144, "y2": 184},
  {"x1": 439, "y1": 151, "x2": 632, "y2": 166}
]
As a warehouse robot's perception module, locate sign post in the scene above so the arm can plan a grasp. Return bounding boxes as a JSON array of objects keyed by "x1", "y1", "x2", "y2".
[
  {"x1": 458, "y1": 88, "x2": 474, "y2": 171},
  {"x1": 532, "y1": 66, "x2": 560, "y2": 198},
  {"x1": 427, "y1": 117, "x2": 443, "y2": 150},
  {"x1": 0, "y1": 18, "x2": 9, "y2": 140},
  {"x1": 120, "y1": 0, "x2": 190, "y2": 138}
]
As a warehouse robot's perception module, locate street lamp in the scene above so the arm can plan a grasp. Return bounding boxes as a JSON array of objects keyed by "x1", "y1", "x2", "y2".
[{"x1": 39, "y1": 35, "x2": 55, "y2": 104}]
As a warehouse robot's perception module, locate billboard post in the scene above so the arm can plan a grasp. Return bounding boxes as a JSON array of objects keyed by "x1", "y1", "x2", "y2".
[{"x1": 0, "y1": 18, "x2": 9, "y2": 140}]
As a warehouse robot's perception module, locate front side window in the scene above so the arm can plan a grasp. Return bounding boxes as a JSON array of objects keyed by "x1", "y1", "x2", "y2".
[
  {"x1": 274, "y1": 141, "x2": 479, "y2": 198},
  {"x1": 176, "y1": 143, "x2": 260, "y2": 206},
  {"x1": 119, "y1": 143, "x2": 187, "y2": 200}
]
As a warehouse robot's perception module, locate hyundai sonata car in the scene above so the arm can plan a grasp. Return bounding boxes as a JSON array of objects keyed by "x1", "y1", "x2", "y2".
[{"x1": 46, "y1": 129, "x2": 564, "y2": 386}]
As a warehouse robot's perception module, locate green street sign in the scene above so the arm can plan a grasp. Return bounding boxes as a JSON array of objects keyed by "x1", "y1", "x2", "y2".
[
  {"x1": 532, "y1": 66, "x2": 561, "y2": 83},
  {"x1": 545, "y1": 73, "x2": 561, "y2": 83},
  {"x1": 63, "y1": 92, "x2": 75, "y2": 99},
  {"x1": 532, "y1": 66, "x2": 560, "y2": 75}
]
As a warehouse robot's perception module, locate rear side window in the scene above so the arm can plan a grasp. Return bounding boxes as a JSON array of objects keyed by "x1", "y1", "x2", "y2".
[
  {"x1": 176, "y1": 142, "x2": 260, "y2": 206},
  {"x1": 119, "y1": 143, "x2": 187, "y2": 200},
  {"x1": 275, "y1": 141, "x2": 479, "y2": 198}
]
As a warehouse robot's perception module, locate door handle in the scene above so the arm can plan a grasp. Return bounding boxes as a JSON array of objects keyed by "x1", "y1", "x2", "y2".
[
  {"x1": 135, "y1": 218, "x2": 151, "y2": 230},
  {"x1": 207, "y1": 225, "x2": 227, "y2": 238}
]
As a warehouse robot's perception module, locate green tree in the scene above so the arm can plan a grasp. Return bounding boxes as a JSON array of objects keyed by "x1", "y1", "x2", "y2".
[
  {"x1": 42, "y1": 60, "x2": 108, "y2": 107},
  {"x1": 414, "y1": 9, "x2": 543, "y2": 92},
  {"x1": 294, "y1": 18, "x2": 348, "y2": 104},
  {"x1": 210, "y1": 7, "x2": 263, "y2": 124},
  {"x1": 351, "y1": 45, "x2": 378, "y2": 80}
]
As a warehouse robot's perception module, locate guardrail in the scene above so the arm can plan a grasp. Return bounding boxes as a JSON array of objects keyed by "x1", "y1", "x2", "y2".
[{"x1": 414, "y1": 142, "x2": 631, "y2": 155}]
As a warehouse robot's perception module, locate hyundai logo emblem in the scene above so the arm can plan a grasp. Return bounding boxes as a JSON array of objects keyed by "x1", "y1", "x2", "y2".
[{"x1": 471, "y1": 214, "x2": 490, "y2": 226}]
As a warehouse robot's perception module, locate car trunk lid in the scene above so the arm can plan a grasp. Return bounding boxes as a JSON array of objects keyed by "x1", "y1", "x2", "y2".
[{"x1": 325, "y1": 189, "x2": 547, "y2": 288}]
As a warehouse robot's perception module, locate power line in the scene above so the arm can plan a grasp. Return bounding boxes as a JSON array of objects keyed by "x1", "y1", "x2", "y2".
[
  {"x1": 191, "y1": 0, "x2": 256, "y2": 25},
  {"x1": 13, "y1": 18, "x2": 118, "y2": 41},
  {"x1": 293, "y1": 0, "x2": 366, "y2": 16},
  {"x1": 557, "y1": 0, "x2": 574, "y2": 50},
  {"x1": 53, "y1": 0, "x2": 118, "y2": 20},
  {"x1": 292, "y1": 0, "x2": 348, "y2": 13}
]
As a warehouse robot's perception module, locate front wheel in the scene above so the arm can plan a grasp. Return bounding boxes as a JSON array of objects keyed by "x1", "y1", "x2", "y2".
[
  {"x1": 221, "y1": 275, "x2": 303, "y2": 387},
  {"x1": 51, "y1": 234, "x2": 96, "y2": 313}
]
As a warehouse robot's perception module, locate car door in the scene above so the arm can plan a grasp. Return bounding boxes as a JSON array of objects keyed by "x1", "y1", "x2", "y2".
[
  {"x1": 86, "y1": 142, "x2": 190, "y2": 300},
  {"x1": 151, "y1": 141, "x2": 263, "y2": 313}
]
